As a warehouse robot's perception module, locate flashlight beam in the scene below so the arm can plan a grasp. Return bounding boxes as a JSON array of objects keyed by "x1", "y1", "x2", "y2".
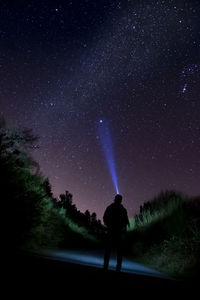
[{"x1": 97, "y1": 119, "x2": 119, "y2": 194}]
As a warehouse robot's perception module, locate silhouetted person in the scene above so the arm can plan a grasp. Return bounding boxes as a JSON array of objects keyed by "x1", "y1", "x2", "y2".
[{"x1": 103, "y1": 194, "x2": 129, "y2": 272}]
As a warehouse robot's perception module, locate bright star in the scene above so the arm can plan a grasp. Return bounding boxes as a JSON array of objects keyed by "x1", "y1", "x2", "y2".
[{"x1": 182, "y1": 83, "x2": 187, "y2": 93}]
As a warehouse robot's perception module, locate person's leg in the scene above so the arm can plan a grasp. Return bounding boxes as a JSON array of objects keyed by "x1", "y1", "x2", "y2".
[
  {"x1": 116, "y1": 236, "x2": 123, "y2": 272},
  {"x1": 104, "y1": 235, "x2": 111, "y2": 270}
]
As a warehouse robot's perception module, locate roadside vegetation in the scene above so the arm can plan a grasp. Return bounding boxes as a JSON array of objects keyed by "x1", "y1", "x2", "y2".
[
  {"x1": 0, "y1": 118, "x2": 103, "y2": 252},
  {"x1": 125, "y1": 190, "x2": 200, "y2": 278}
]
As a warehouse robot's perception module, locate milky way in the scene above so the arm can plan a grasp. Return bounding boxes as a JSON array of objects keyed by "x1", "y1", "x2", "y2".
[{"x1": 1, "y1": 0, "x2": 200, "y2": 219}]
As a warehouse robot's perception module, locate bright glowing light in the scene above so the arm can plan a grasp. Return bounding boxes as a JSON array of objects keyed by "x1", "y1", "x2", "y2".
[
  {"x1": 97, "y1": 119, "x2": 119, "y2": 194},
  {"x1": 182, "y1": 83, "x2": 187, "y2": 93}
]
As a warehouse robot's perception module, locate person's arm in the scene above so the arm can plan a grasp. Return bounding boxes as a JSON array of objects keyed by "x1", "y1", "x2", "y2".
[{"x1": 103, "y1": 207, "x2": 109, "y2": 227}]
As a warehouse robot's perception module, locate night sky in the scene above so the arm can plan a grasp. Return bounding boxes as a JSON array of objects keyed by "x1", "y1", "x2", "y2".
[{"x1": 1, "y1": 0, "x2": 200, "y2": 220}]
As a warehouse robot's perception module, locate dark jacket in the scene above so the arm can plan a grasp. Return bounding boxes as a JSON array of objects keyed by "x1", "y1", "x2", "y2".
[{"x1": 103, "y1": 202, "x2": 129, "y2": 232}]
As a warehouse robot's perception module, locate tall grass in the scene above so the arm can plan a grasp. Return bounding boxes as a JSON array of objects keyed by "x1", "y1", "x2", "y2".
[
  {"x1": 25, "y1": 206, "x2": 99, "y2": 250},
  {"x1": 64, "y1": 214, "x2": 99, "y2": 244},
  {"x1": 126, "y1": 191, "x2": 200, "y2": 278},
  {"x1": 135, "y1": 191, "x2": 185, "y2": 229},
  {"x1": 135, "y1": 196, "x2": 183, "y2": 229},
  {"x1": 127, "y1": 218, "x2": 136, "y2": 232}
]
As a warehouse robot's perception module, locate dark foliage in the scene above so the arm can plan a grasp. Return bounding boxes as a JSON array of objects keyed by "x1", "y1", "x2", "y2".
[
  {"x1": 126, "y1": 190, "x2": 200, "y2": 277},
  {"x1": 0, "y1": 117, "x2": 102, "y2": 251},
  {"x1": 55, "y1": 190, "x2": 106, "y2": 241}
]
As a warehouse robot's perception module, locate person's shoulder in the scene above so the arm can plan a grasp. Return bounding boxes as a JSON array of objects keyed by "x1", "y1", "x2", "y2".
[
  {"x1": 120, "y1": 204, "x2": 127, "y2": 212},
  {"x1": 105, "y1": 203, "x2": 113, "y2": 211},
  {"x1": 107, "y1": 203, "x2": 115, "y2": 209}
]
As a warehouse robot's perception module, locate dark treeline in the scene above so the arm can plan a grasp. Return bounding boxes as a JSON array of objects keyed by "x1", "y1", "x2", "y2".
[
  {"x1": 0, "y1": 117, "x2": 104, "y2": 251},
  {"x1": 56, "y1": 190, "x2": 105, "y2": 237}
]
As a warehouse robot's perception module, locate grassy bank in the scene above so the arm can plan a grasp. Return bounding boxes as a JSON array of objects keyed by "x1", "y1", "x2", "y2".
[{"x1": 126, "y1": 191, "x2": 200, "y2": 278}]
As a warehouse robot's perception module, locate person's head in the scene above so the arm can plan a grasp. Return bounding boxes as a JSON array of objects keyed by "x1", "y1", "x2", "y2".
[{"x1": 114, "y1": 194, "x2": 123, "y2": 204}]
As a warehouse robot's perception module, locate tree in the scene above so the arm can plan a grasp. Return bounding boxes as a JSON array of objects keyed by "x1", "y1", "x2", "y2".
[
  {"x1": 0, "y1": 117, "x2": 64, "y2": 249},
  {"x1": 91, "y1": 212, "x2": 97, "y2": 224},
  {"x1": 84, "y1": 210, "x2": 91, "y2": 224},
  {"x1": 58, "y1": 191, "x2": 73, "y2": 210},
  {"x1": 42, "y1": 178, "x2": 53, "y2": 198}
]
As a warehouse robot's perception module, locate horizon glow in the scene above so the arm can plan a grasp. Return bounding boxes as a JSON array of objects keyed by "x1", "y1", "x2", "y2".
[{"x1": 97, "y1": 119, "x2": 119, "y2": 194}]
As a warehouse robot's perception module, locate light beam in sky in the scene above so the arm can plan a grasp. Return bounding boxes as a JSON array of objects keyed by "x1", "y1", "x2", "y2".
[{"x1": 97, "y1": 119, "x2": 119, "y2": 194}]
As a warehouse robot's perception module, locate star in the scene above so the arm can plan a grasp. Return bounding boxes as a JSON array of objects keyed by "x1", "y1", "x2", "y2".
[{"x1": 182, "y1": 83, "x2": 187, "y2": 93}]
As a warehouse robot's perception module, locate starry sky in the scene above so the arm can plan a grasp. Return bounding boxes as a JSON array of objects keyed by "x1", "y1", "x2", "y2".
[{"x1": 1, "y1": 0, "x2": 200, "y2": 220}]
